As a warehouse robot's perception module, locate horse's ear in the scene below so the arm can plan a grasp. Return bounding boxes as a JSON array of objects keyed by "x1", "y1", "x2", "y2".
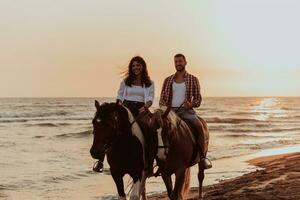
[
  {"x1": 95, "y1": 100, "x2": 101, "y2": 110},
  {"x1": 162, "y1": 107, "x2": 171, "y2": 119}
]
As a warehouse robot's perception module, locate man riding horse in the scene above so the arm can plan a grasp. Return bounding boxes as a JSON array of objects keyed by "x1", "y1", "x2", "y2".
[{"x1": 159, "y1": 53, "x2": 211, "y2": 169}]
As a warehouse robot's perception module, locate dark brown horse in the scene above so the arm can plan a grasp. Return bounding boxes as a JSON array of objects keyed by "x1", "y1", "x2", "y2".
[
  {"x1": 90, "y1": 101, "x2": 148, "y2": 200},
  {"x1": 151, "y1": 107, "x2": 209, "y2": 200}
]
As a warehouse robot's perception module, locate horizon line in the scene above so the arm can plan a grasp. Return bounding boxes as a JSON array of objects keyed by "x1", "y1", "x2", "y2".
[{"x1": 0, "y1": 96, "x2": 299, "y2": 98}]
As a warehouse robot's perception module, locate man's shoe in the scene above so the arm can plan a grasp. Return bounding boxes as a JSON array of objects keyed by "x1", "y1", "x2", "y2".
[
  {"x1": 93, "y1": 161, "x2": 104, "y2": 173},
  {"x1": 203, "y1": 158, "x2": 212, "y2": 169}
]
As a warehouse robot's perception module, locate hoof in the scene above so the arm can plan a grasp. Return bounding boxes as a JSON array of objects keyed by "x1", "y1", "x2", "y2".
[{"x1": 198, "y1": 192, "x2": 204, "y2": 200}]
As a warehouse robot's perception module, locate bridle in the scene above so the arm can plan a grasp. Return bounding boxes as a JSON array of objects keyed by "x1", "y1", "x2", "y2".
[
  {"x1": 157, "y1": 117, "x2": 171, "y2": 156},
  {"x1": 129, "y1": 108, "x2": 151, "y2": 127},
  {"x1": 158, "y1": 103, "x2": 185, "y2": 156},
  {"x1": 92, "y1": 110, "x2": 120, "y2": 152}
]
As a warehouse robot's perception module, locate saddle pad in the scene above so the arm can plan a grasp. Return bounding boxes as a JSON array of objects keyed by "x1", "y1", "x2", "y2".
[{"x1": 123, "y1": 107, "x2": 146, "y2": 162}]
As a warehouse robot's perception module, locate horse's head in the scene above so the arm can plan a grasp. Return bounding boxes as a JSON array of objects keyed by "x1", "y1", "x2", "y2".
[
  {"x1": 90, "y1": 100, "x2": 128, "y2": 159},
  {"x1": 150, "y1": 107, "x2": 174, "y2": 159},
  {"x1": 151, "y1": 106, "x2": 172, "y2": 132}
]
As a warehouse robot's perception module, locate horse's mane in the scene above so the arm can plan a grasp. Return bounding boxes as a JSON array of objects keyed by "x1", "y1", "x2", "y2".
[
  {"x1": 154, "y1": 107, "x2": 191, "y2": 140},
  {"x1": 97, "y1": 102, "x2": 132, "y2": 135}
]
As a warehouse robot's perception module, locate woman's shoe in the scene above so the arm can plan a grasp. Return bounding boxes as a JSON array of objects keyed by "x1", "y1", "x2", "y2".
[{"x1": 93, "y1": 161, "x2": 104, "y2": 173}]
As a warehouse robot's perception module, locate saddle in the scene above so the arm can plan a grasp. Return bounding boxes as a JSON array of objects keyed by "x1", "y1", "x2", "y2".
[
  {"x1": 179, "y1": 118, "x2": 201, "y2": 166},
  {"x1": 180, "y1": 116, "x2": 209, "y2": 153}
]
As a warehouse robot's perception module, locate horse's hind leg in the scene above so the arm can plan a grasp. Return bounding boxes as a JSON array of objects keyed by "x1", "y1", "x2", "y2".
[
  {"x1": 172, "y1": 168, "x2": 186, "y2": 200},
  {"x1": 161, "y1": 173, "x2": 173, "y2": 199},
  {"x1": 112, "y1": 172, "x2": 126, "y2": 199},
  {"x1": 198, "y1": 162, "x2": 205, "y2": 199}
]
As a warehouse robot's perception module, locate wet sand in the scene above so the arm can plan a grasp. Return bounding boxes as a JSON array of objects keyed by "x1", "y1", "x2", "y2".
[{"x1": 149, "y1": 152, "x2": 300, "y2": 200}]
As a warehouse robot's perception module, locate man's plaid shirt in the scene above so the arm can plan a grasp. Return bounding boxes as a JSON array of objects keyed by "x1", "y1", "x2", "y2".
[{"x1": 159, "y1": 72, "x2": 202, "y2": 107}]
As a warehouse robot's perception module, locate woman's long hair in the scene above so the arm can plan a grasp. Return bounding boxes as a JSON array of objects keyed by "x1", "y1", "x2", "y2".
[{"x1": 124, "y1": 56, "x2": 152, "y2": 87}]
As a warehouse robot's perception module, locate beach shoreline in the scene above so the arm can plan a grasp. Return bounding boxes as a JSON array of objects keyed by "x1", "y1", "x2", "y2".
[
  {"x1": 148, "y1": 146, "x2": 300, "y2": 200},
  {"x1": 1, "y1": 97, "x2": 299, "y2": 200}
]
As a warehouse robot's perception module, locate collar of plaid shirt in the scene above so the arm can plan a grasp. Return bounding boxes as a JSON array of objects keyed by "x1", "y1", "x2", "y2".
[{"x1": 161, "y1": 71, "x2": 200, "y2": 107}]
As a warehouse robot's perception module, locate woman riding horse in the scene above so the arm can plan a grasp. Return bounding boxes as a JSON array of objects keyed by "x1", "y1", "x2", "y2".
[
  {"x1": 93, "y1": 56, "x2": 156, "y2": 176},
  {"x1": 90, "y1": 101, "x2": 147, "y2": 200}
]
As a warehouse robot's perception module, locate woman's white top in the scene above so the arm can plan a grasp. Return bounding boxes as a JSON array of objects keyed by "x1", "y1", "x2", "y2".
[
  {"x1": 171, "y1": 81, "x2": 186, "y2": 107},
  {"x1": 117, "y1": 80, "x2": 155, "y2": 103}
]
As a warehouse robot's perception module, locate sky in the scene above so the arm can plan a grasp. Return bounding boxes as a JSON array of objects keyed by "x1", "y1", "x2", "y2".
[{"x1": 0, "y1": 0, "x2": 299, "y2": 97}]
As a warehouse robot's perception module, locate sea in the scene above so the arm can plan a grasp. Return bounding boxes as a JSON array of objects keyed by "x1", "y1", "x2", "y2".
[{"x1": 0, "y1": 97, "x2": 299, "y2": 199}]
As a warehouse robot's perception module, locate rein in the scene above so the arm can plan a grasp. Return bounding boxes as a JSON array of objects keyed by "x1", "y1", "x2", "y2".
[
  {"x1": 174, "y1": 102, "x2": 185, "y2": 112},
  {"x1": 101, "y1": 106, "x2": 145, "y2": 151},
  {"x1": 129, "y1": 109, "x2": 151, "y2": 126},
  {"x1": 160, "y1": 103, "x2": 184, "y2": 151}
]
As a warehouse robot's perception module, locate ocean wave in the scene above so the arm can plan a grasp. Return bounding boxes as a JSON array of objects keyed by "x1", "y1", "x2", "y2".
[
  {"x1": 14, "y1": 104, "x2": 89, "y2": 108},
  {"x1": 26, "y1": 122, "x2": 72, "y2": 127},
  {"x1": 249, "y1": 140, "x2": 298, "y2": 150},
  {"x1": 224, "y1": 127, "x2": 300, "y2": 133},
  {"x1": 33, "y1": 135, "x2": 45, "y2": 139},
  {"x1": 222, "y1": 134, "x2": 266, "y2": 138},
  {"x1": 32, "y1": 117, "x2": 92, "y2": 121},
  {"x1": 233, "y1": 111, "x2": 261, "y2": 116},
  {"x1": 0, "y1": 119, "x2": 28, "y2": 123},
  {"x1": 206, "y1": 117, "x2": 261, "y2": 124},
  {"x1": 54, "y1": 130, "x2": 92, "y2": 138},
  {"x1": 43, "y1": 174, "x2": 80, "y2": 184},
  {"x1": 281, "y1": 107, "x2": 300, "y2": 111},
  {"x1": 0, "y1": 111, "x2": 69, "y2": 119},
  {"x1": 208, "y1": 152, "x2": 251, "y2": 161},
  {"x1": 28, "y1": 122, "x2": 58, "y2": 127},
  {"x1": 0, "y1": 117, "x2": 92, "y2": 123},
  {"x1": 0, "y1": 142, "x2": 16, "y2": 148}
]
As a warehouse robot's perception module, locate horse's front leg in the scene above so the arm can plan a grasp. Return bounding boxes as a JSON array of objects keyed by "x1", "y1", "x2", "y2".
[
  {"x1": 140, "y1": 170, "x2": 148, "y2": 200},
  {"x1": 129, "y1": 173, "x2": 142, "y2": 200},
  {"x1": 198, "y1": 162, "x2": 205, "y2": 199},
  {"x1": 111, "y1": 172, "x2": 126, "y2": 200},
  {"x1": 171, "y1": 168, "x2": 186, "y2": 200}
]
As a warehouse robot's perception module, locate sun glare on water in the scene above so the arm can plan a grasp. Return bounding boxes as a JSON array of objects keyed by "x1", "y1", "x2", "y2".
[{"x1": 252, "y1": 98, "x2": 286, "y2": 121}]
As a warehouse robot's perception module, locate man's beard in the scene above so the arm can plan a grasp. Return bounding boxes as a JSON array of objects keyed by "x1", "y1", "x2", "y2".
[{"x1": 176, "y1": 65, "x2": 185, "y2": 72}]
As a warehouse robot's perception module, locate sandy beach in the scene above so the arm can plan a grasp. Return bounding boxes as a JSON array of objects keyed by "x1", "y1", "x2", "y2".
[{"x1": 149, "y1": 152, "x2": 300, "y2": 200}]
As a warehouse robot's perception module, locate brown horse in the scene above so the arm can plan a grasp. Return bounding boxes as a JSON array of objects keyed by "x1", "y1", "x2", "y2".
[
  {"x1": 90, "y1": 101, "x2": 148, "y2": 200},
  {"x1": 151, "y1": 107, "x2": 209, "y2": 200}
]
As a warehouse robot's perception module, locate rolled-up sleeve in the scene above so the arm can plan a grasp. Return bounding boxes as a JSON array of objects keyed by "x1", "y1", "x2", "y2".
[
  {"x1": 159, "y1": 79, "x2": 166, "y2": 106},
  {"x1": 193, "y1": 77, "x2": 202, "y2": 107},
  {"x1": 116, "y1": 80, "x2": 126, "y2": 101},
  {"x1": 146, "y1": 81, "x2": 155, "y2": 102}
]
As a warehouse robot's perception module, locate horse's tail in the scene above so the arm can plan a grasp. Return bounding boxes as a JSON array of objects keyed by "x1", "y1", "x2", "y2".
[{"x1": 182, "y1": 168, "x2": 191, "y2": 199}]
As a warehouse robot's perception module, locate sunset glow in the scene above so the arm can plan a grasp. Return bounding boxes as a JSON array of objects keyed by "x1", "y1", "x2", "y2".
[{"x1": 0, "y1": 0, "x2": 299, "y2": 97}]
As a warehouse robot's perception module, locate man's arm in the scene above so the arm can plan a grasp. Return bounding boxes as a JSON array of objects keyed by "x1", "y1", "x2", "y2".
[
  {"x1": 159, "y1": 78, "x2": 168, "y2": 106},
  {"x1": 192, "y1": 77, "x2": 202, "y2": 108}
]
